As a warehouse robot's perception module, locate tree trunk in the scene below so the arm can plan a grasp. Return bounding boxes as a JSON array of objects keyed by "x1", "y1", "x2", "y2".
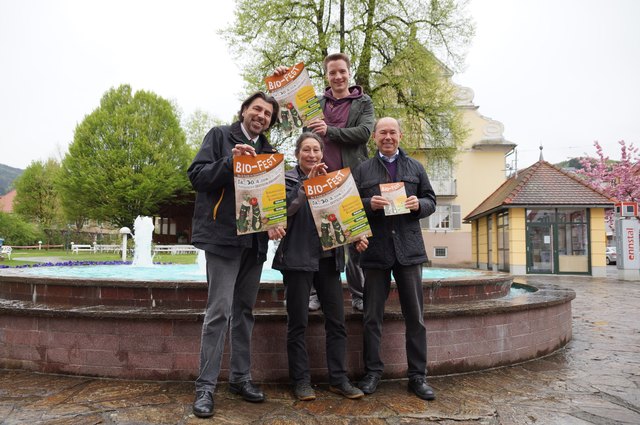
[{"x1": 354, "y1": 0, "x2": 376, "y2": 93}]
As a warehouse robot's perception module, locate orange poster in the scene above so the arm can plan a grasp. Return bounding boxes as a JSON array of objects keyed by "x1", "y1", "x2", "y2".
[
  {"x1": 303, "y1": 168, "x2": 372, "y2": 250},
  {"x1": 265, "y1": 62, "x2": 324, "y2": 133},
  {"x1": 233, "y1": 153, "x2": 287, "y2": 235}
]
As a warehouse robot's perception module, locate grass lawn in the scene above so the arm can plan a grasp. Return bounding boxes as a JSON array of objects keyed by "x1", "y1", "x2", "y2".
[{"x1": 0, "y1": 249, "x2": 198, "y2": 268}]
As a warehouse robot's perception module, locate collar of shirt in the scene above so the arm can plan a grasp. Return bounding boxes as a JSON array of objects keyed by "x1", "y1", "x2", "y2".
[
  {"x1": 240, "y1": 123, "x2": 259, "y2": 145},
  {"x1": 378, "y1": 150, "x2": 399, "y2": 163}
]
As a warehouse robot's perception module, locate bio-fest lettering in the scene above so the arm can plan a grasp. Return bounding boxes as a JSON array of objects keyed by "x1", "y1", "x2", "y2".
[
  {"x1": 266, "y1": 63, "x2": 302, "y2": 91},
  {"x1": 305, "y1": 170, "x2": 347, "y2": 197},
  {"x1": 234, "y1": 154, "x2": 281, "y2": 175}
]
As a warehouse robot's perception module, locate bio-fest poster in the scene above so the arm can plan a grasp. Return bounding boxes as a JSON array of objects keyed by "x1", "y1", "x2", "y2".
[
  {"x1": 264, "y1": 62, "x2": 324, "y2": 134},
  {"x1": 303, "y1": 167, "x2": 372, "y2": 250},
  {"x1": 233, "y1": 153, "x2": 287, "y2": 235},
  {"x1": 380, "y1": 182, "x2": 410, "y2": 216}
]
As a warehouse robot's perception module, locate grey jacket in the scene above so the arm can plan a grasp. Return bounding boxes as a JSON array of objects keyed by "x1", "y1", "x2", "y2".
[{"x1": 353, "y1": 149, "x2": 436, "y2": 269}]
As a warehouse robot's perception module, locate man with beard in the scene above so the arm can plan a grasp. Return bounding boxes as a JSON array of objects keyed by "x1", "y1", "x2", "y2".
[{"x1": 188, "y1": 92, "x2": 284, "y2": 418}]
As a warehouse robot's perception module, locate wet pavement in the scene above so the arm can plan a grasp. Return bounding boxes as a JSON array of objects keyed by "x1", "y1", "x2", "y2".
[{"x1": 0, "y1": 268, "x2": 638, "y2": 424}]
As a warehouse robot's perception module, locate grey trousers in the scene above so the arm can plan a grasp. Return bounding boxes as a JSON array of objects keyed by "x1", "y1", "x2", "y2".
[{"x1": 195, "y1": 248, "x2": 263, "y2": 393}]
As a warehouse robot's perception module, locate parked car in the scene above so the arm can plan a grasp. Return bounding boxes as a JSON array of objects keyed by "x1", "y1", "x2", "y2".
[{"x1": 606, "y1": 246, "x2": 617, "y2": 265}]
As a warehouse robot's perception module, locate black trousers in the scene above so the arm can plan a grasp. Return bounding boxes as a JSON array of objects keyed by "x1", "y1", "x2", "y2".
[
  {"x1": 282, "y1": 257, "x2": 348, "y2": 386},
  {"x1": 362, "y1": 263, "x2": 427, "y2": 379}
]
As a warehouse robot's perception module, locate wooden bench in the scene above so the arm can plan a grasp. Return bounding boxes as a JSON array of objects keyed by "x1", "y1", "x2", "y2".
[
  {"x1": 153, "y1": 245, "x2": 198, "y2": 255},
  {"x1": 93, "y1": 244, "x2": 122, "y2": 253},
  {"x1": 0, "y1": 246, "x2": 11, "y2": 260},
  {"x1": 171, "y1": 245, "x2": 198, "y2": 255},
  {"x1": 152, "y1": 245, "x2": 175, "y2": 254},
  {"x1": 71, "y1": 244, "x2": 94, "y2": 254}
]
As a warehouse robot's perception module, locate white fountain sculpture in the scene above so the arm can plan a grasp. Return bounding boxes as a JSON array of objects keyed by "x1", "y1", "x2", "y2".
[
  {"x1": 196, "y1": 249, "x2": 206, "y2": 274},
  {"x1": 264, "y1": 239, "x2": 279, "y2": 270},
  {"x1": 131, "y1": 216, "x2": 155, "y2": 267}
]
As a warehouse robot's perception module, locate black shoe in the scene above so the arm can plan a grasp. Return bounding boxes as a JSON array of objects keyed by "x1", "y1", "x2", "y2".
[
  {"x1": 193, "y1": 390, "x2": 214, "y2": 418},
  {"x1": 229, "y1": 380, "x2": 265, "y2": 402},
  {"x1": 408, "y1": 376, "x2": 436, "y2": 400},
  {"x1": 357, "y1": 374, "x2": 380, "y2": 394},
  {"x1": 329, "y1": 381, "x2": 364, "y2": 399}
]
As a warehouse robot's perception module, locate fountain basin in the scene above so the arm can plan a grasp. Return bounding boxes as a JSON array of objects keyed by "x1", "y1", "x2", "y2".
[
  {"x1": 0, "y1": 266, "x2": 512, "y2": 307},
  {"x1": 0, "y1": 267, "x2": 574, "y2": 381}
]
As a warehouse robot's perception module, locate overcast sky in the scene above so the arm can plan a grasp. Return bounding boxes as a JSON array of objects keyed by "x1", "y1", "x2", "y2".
[{"x1": 1, "y1": 0, "x2": 639, "y2": 171}]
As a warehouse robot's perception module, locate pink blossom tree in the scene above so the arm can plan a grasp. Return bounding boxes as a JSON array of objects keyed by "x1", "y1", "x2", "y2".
[{"x1": 577, "y1": 140, "x2": 640, "y2": 223}]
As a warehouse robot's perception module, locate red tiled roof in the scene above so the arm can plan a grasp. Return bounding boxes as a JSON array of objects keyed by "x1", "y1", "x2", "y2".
[
  {"x1": 465, "y1": 161, "x2": 615, "y2": 221},
  {"x1": 0, "y1": 189, "x2": 16, "y2": 213}
]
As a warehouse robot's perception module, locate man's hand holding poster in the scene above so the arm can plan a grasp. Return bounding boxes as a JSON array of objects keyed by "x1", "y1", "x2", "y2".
[
  {"x1": 264, "y1": 62, "x2": 324, "y2": 134},
  {"x1": 303, "y1": 168, "x2": 372, "y2": 250},
  {"x1": 380, "y1": 182, "x2": 411, "y2": 216},
  {"x1": 233, "y1": 153, "x2": 287, "y2": 235}
]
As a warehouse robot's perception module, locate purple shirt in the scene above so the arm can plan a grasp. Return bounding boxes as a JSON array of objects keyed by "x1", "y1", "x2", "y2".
[{"x1": 321, "y1": 86, "x2": 363, "y2": 172}]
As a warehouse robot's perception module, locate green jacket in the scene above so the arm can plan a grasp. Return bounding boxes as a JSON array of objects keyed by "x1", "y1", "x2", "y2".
[{"x1": 319, "y1": 91, "x2": 375, "y2": 170}]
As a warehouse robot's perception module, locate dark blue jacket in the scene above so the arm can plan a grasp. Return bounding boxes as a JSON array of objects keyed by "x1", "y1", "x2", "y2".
[
  {"x1": 272, "y1": 166, "x2": 344, "y2": 272},
  {"x1": 353, "y1": 149, "x2": 436, "y2": 268},
  {"x1": 188, "y1": 121, "x2": 277, "y2": 260}
]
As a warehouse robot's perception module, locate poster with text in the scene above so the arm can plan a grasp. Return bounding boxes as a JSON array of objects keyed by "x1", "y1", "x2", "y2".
[
  {"x1": 233, "y1": 153, "x2": 287, "y2": 235},
  {"x1": 380, "y1": 182, "x2": 410, "y2": 216},
  {"x1": 303, "y1": 167, "x2": 372, "y2": 250},
  {"x1": 264, "y1": 62, "x2": 324, "y2": 134}
]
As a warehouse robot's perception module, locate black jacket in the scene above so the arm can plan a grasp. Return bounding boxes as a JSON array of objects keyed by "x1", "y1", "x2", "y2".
[
  {"x1": 353, "y1": 149, "x2": 436, "y2": 268},
  {"x1": 187, "y1": 121, "x2": 277, "y2": 259},
  {"x1": 272, "y1": 166, "x2": 345, "y2": 272}
]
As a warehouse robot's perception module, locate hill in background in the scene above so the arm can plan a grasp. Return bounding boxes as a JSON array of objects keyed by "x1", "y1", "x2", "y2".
[{"x1": 0, "y1": 163, "x2": 23, "y2": 195}]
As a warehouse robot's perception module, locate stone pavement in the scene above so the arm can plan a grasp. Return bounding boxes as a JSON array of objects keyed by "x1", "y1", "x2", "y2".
[{"x1": 0, "y1": 269, "x2": 638, "y2": 424}]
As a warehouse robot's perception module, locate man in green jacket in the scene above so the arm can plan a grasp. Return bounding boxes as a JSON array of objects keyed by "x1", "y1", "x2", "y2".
[{"x1": 274, "y1": 53, "x2": 375, "y2": 311}]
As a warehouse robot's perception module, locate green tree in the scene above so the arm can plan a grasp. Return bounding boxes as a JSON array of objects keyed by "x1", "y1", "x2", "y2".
[
  {"x1": 58, "y1": 85, "x2": 191, "y2": 228},
  {"x1": 183, "y1": 109, "x2": 225, "y2": 154},
  {"x1": 0, "y1": 211, "x2": 44, "y2": 246},
  {"x1": 13, "y1": 159, "x2": 63, "y2": 237},
  {"x1": 224, "y1": 0, "x2": 474, "y2": 156}
]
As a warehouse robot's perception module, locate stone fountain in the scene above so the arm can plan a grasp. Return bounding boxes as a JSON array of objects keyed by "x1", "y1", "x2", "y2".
[{"x1": 0, "y1": 216, "x2": 574, "y2": 382}]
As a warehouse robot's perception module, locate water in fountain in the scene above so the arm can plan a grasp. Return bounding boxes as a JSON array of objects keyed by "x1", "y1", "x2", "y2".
[
  {"x1": 132, "y1": 216, "x2": 155, "y2": 267},
  {"x1": 194, "y1": 241, "x2": 279, "y2": 280}
]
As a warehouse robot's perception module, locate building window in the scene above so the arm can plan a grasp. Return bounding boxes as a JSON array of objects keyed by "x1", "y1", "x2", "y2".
[
  {"x1": 422, "y1": 205, "x2": 462, "y2": 230},
  {"x1": 427, "y1": 158, "x2": 456, "y2": 196},
  {"x1": 525, "y1": 207, "x2": 590, "y2": 274},
  {"x1": 487, "y1": 215, "x2": 493, "y2": 268},
  {"x1": 434, "y1": 247, "x2": 448, "y2": 258},
  {"x1": 497, "y1": 211, "x2": 510, "y2": 272},
  {"x1": 154, "y1": 217, "x2": 177, "y2": 236},
  {"x1": 427, "y1": 158, "x2": 453, "y2": 180}
]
